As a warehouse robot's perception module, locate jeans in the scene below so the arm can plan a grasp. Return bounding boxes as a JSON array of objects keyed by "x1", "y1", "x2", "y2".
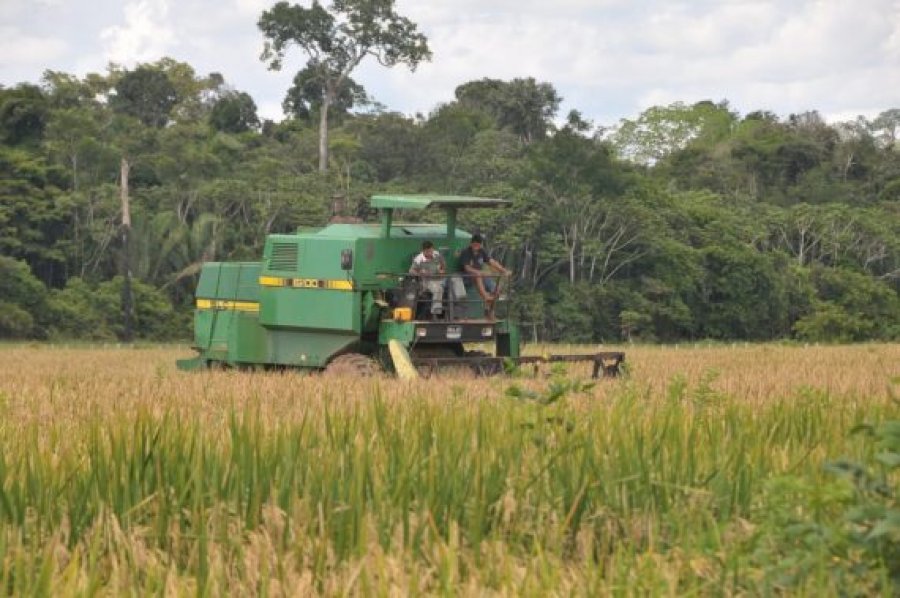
[
  {"x1": 449, "y1": 276, "x2": 467, "y2": 303},
  {"x1": 482, "y1": 276, "x2": 497, "y2": 295},
  {"x1": 452, "y1": 274, "x2": 498, "y2": 317},
  {"x1": 422, "y1": 278, "x2": 444, "y2": 314},
  {"x1": 454, "y1": 274, "x2": 496, "y2": 293}
]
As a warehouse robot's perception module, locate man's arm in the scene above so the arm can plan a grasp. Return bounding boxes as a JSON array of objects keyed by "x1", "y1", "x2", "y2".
[
  {"x1": 488, "y1": 258, "x2": 510, "y2": 275},
  {"x1": 409, "y1": 256, "x2": 421, "y2": 275}
]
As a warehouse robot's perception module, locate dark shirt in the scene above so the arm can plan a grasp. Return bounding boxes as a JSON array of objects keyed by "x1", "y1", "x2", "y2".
[{"x1": 458, "y1": 246, "x2": 492, "y2": 273}]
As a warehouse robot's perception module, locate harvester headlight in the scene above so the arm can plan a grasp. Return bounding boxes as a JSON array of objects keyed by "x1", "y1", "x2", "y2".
[
  {"x1": 416, "y1": 327, "x2": 428, "y2": 338},
  {"x1": 482, "y1": 327, "x2": 493, "y2": 337}
]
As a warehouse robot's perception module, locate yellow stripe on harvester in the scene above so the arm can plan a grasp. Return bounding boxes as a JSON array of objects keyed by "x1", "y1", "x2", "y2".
[
  {"x1": 196, "y1": 299, "x2": 260, "y2": 312},
  {"x1": 258, "y1": 276, "x2": 353, "y2": 290}
]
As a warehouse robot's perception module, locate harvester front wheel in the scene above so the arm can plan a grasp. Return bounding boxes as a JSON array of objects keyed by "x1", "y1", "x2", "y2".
[{"x1": 325, "y1": 353, "x2": 382, "y2": 377}]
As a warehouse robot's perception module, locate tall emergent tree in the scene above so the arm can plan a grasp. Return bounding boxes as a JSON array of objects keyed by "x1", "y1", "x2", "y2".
[
  {"x1": 109, "y1": 66, "x2": 179, "y2": 128},
  {"x1": 258, "y1": 0, "x2": 431, "y2": 172},
  {"x1": 282, "y1": 63, "x2": 367, "y2": 123},
  {"x1": 455, "y1": 78, "x2": 562, "y2": 143}
]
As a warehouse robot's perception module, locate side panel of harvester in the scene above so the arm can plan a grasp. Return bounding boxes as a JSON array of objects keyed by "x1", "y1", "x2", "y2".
[
  {"x1": 194, "y1": 262, "x2": 269, "y2": 365},
  {"x1": 256, "y1": 233, "x2": 360, "y2": 367}
]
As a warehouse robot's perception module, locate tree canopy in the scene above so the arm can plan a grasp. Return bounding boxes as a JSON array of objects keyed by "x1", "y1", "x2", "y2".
[
  {"x1": 258, "y1": 0, "x2": 431, "y2": 171},
  {"x1": 0, "y1": 56, "x2": 898, "y2": 344}
]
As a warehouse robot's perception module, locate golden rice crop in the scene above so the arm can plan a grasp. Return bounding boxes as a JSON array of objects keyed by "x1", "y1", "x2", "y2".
[{"x1": 0, "y1": 342, "x2": 897, "y2": 595}]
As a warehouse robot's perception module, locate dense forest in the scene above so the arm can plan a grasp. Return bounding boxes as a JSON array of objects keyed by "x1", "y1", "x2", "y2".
[{"x1": 1, "y1": 58, "x2": 899, "y2": 343}]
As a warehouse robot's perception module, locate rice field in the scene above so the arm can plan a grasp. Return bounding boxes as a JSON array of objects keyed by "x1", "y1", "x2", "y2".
[{"x1": 0, "y1": 343, "x2": 898, "y2": 595}]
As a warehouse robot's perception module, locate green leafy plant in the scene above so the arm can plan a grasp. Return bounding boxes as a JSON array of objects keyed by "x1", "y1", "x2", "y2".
[
  {"x1": 505, "y1": 363, "x2": 595, "y2": 406},
  {"x1": 826, "y1": 420, "x2": 900, "y2": 582},
  {"x1": 746, "y1": 416, "x2": 900, "y2": 593}
]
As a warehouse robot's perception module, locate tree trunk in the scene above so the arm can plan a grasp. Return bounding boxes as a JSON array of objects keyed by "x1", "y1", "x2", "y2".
[
  {"x1": 72, "y1": 154, "x2": 80, "y2": 278},
  {"x1": 120, "y1": 157, "x2": 134, "y2": 342},
  {"x1": 569, "y1": 247, "x2": 576, "y2": 284},
  {"x1": 318, "y1": 94, "x2": 331, "y2": 172}
]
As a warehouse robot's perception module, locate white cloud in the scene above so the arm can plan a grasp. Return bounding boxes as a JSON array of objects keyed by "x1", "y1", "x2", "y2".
[
  {"x1": 617, "y1": 0, "x2": 900, "y2": 121},
  {"x1": 100, "y1": 0, "x2": 176, "y2": 65},
  {"x1": 0, "y1": 26, "x2": 67, "y2": 72},
  {"x1": 234, "y1": 0, "x2": 275, "y2": 17},
  {"x1": 256, "y1": 99, "x2": 284, "y2": 121},
  {"x1": 1, "y1": 0, "x2": 898, "y2": 125},
  {"x1": 0, "y1": 1, "x2": 27, "y2": 22}
]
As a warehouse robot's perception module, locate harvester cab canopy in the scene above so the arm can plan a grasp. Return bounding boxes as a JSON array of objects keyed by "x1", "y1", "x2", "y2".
[
  {"x1": 370, "y1": 195, "x2": 511, "y2": 210},
  {"x1": 370, "y1": 195, "x2": 510, "y2": 239}
]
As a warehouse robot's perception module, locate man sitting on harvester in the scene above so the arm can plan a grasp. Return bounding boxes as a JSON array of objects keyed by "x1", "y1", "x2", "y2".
[
  {"x1": 459, "y1": 234, "x2": 510, "y2": 319},
  {"x1": 409, "y1": 240, "x2": 446, "y2": 318}
]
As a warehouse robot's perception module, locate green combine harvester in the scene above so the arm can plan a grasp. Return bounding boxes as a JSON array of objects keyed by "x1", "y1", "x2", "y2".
[{"x1": 177, "y1": 195, "x2": 624, "y2": 377}]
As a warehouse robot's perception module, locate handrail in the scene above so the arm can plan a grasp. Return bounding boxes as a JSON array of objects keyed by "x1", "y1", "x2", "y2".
[{"x1": 395, "y1": 272, "x2": 512, "y2": 321}]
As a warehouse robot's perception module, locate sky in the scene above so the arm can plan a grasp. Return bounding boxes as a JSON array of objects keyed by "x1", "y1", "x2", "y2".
[{"x1": 1, "y1": 0, "x2": 899, "y2": 126}]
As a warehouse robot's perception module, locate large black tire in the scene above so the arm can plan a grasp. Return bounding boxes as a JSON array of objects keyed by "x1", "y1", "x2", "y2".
[{"x1": 324, "y1": 353, "x2": 382, "y2": 377}]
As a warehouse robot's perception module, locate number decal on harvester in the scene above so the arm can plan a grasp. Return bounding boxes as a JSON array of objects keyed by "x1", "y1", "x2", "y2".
[
  {"x1": 195, "y1": 299, "x2": 260, "y2": 312},
  {"x1": 258, "y1": 276, "x2": 353, "y2": 290}
]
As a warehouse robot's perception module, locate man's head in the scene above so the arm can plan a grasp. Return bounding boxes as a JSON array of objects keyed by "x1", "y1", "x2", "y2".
[
  {"x1": 470, "y1": 234, "x2": 484, "y2": 252},
  {"x1": 422, "y1": 240, "x2": 435, "y2": 258}
]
